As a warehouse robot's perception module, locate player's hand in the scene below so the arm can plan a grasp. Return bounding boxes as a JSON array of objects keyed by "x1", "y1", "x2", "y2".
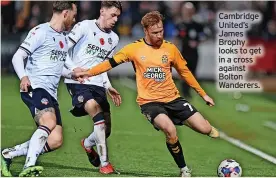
[
  {"x1": 203, "y1": 95, "x2": 215, "y2": 106},
  {"x1": 72, "y1": 67, "x2": 88, "y2": 83},
  {"x1": 20, "y1": 76, "x2": 31, "y2": 92},
  {"x1": 72, "y1": 70, "x2": 90, "y2": 83},
  {"x1": 107, "y1": 87, "x2": 122, "y2": 107}
]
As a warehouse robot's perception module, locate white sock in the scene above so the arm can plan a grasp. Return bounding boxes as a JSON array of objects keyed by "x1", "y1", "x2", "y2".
[
  {"x1": 2, "y1": 141, "x2": 30, "y2": 159},
  {"x1": 24, "y1": 126, "x2": 50, "y2": 169},
  {"x1": 94, "y1": 121, "x2": 108, "y2": 167},
  {"x1": 84, "y1": 132, "x2": 96, "y2": 149},
  {"x1": 2, "y1": 139, "x2": 51, "y2": 159}
]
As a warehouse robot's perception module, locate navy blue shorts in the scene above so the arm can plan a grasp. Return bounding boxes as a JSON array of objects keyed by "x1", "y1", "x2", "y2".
[
  {"x1": 66, "y1": 84, "x2": 110, "y2": 117},
  {"x1": 21, "y1": 87, "x2": 62, "y2": 126}
]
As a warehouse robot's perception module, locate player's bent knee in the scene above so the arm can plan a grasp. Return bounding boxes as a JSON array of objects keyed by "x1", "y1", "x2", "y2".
[
  {"x1": 85, "y1": 99, "x2": 101, "y2": 117},
  {"x1": 35, "y1": 107, "x2": 57, "y2": 130},
  {"x1": 85, "y1": 99, "x2": 97, "y2": 108},
  {"x1": 195, "y1": 122, "x2": 212, "y2": 135},
  {"x1": 201, "y1": 124, "x2": 212, "y2": 135},
  {"x1": 47, "y1": 126, "x2": 63, "y2": 150},
  {"x1": 163, "y1": 125, "x2": 177, "y2": 139},
  {"x1": 48, "y1": 136, "x2": 63, "y2": 150},
  {"x1": 53, "y1": 135, "x2": 63, "y2": 149}
]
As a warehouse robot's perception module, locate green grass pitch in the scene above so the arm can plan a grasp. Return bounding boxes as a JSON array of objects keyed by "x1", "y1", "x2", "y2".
[{"x1": 1, "y1": 75, "x2": 276, "y2": 176}]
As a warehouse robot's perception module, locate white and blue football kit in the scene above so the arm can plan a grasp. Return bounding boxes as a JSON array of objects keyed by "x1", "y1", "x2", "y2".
[
  {"x1": 19, "y1": 23, "x2": 69, "y2": 125},
  {"x1": 64, "y1": 19, "x2": 119, "y2": 116}
]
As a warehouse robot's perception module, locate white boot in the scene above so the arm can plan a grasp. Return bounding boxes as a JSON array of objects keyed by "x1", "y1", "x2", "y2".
[{"x1": 180, "y1": 166, "x2": 192, "y2": 177}]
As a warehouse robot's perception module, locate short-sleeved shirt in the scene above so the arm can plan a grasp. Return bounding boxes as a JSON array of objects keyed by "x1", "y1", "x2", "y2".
[{"x1": 64, "y1": 19, "x2": 119, "y2": 87}]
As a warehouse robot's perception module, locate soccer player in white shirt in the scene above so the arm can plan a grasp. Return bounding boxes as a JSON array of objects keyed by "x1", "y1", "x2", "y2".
[
  {"x1": 63, "y1": 1, "x2": 122, "y2": 174},
  {"x1": 1, "y1": 2, "x2": 77, "y2": 177}
]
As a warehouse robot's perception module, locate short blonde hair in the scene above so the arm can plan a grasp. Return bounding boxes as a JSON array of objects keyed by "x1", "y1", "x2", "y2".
[{"x1": 141, "y1": 11, "x2": 164, "y2": 29}]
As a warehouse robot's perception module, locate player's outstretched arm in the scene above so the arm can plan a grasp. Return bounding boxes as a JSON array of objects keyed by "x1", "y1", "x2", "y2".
[
  {"x1": 173, "y1": 45, "x2": 215, "y2": 106},
  {"x1": 73, "y1": 59, "x2": 113, "y2": 79},
  {"x1": 176, "y1": 64, "x2": 215, "y2": 106},
  {"x1": 73, "y1": 44, "x2": 133, "y2": 79}
]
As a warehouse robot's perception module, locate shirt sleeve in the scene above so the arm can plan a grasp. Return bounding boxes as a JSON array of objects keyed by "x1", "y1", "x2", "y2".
[
  {"x1": 172, "y1": 45, "x2": 206, "y2": 97},
  {"x1": 111, "y1": 44, "x2": 133, "y2": 66},
  {"x1": 12, "y1": 49, "x2": 29, "y2": 79},
  {"x1": 68, "y1": 21, "x2": 86, "y2": 45},
  {"x1": 19, "y1": 26, "x2": 46, "y2": 55}
]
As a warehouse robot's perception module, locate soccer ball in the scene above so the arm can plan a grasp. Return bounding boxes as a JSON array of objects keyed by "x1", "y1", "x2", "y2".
[{"x1": 217, "y1": 159, "x2": 242, "y2": 177}]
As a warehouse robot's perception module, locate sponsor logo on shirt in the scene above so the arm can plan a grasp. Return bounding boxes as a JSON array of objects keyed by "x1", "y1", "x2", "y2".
[
  {"x1": 108, "y1": 38, "x2": 112, "y2": 45},
  {"x1": 50, "y1": 50, "x2": 67, "y2": 62},
  {"x1": 85, "y1": 44, "x2": 109, "y2": 59},
  {"x1": 143, "y1": 67, "x2": 166, "y2": 82}
]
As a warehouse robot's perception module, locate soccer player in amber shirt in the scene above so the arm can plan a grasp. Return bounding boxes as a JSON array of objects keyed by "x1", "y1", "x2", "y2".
[{"x1": 74, "y1": 11, "x2": 219, "y2": 177}]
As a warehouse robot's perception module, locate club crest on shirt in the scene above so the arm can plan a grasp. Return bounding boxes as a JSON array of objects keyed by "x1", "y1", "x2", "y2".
[
  {"x1": 41, "y1": 98, "x2": 49, "y2": 105},
  {"x1": 108, "y1": 38, "x2": 112, "y2": 45},
  {"x1": 161, "y1": 55, "x2": 168, "y2": 64},
  {"x1": 78, "y1": 95, "x2": 84, "y2": 103},
  {"x1": 141, "y1": 56, "x2": 146, "y2": 60}
]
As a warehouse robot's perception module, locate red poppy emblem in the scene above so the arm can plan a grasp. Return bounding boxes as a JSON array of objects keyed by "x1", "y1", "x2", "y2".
[
  {"x1": 100, "y1": 38, "x2": 105, "y2": 45},
  {"x1": 59, "y1": 41, "x2": 64, "y2": 48}
]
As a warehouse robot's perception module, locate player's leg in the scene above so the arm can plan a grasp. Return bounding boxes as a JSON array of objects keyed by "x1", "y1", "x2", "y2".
[
  {"x1": 1, "y1": 137, "x2": 62, "y2": 178},
  {"x1": 81, "y1": 85, "x2": 114, "y2": 172},
  {"x1": 154, "y1": 114, "x2": 192, "y2": 177},
  {"x1": 83, "y1": 104, "x2": 112, "y2": 148},
  {"x1": 167, "y1": 97, "x2": 219, "y2": 138},
  {"x1": 84, "y1": 99, "x2": 114, "y2": 173},
  {"x1": 104, "y1": 112, "x2": 111, "y2": 139},
  {"x1": 66, "y1": 84, "x2": 101, "y2": 168},
  {"x1": 1, "y1": 125, "x2": 62, "y2": 160},
  {"x1": 1, "y1": 126, "x2": 62, "y2": 168},
  {"x1": 19, "y1": 88, "x2": 57, "y2": 177},
  {"x1": 141, "y1": 103, "x2": 191, "y2": 177},
  {"x1": 185, "y1": 112, "x2": 219, "y2": 138},
  {"x1": 1, "y1": 91, "x2": 62, "y2": 177}
]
